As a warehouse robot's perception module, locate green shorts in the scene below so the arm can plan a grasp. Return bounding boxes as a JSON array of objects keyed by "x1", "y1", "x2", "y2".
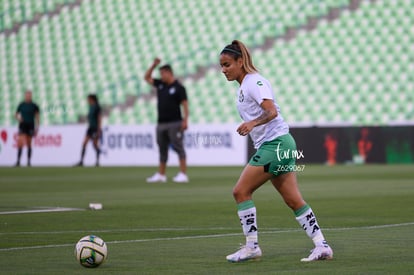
[{"x1": 249, "y1": 133, "x2": 299, "y2": 176}]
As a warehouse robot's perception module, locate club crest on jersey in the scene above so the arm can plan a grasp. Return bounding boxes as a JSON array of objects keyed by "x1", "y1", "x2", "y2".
[
  {"x1": 169, "y1": 87, "x2": 176, "y2": 94},
  {"x1": 239, "y1": 90, "x2": 244, "y2": 102}
]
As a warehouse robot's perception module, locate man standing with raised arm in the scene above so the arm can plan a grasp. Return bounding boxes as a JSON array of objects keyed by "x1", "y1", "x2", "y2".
[{"x1": 144, "y1": 58, "x2": 189, "y2": 183}]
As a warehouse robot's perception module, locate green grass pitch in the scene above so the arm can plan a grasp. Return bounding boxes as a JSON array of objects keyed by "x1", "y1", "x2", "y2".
[{"x1": 0, "y1": 165, "x2": 413, "y2": 274}]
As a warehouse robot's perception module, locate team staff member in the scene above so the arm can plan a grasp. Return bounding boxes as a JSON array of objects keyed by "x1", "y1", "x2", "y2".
[
  {"x1": 15, "y1": 90, "x2": 40, "y2": 167},
  {"x1": 76, "y1": 94, "x2": 102, "y2": 167},
  {"x1": 144, "y1": 58, "x2": 189, "y2": 183},
  {"x1": 220, "y1": 40, "x2": 333, "y2": 262}
]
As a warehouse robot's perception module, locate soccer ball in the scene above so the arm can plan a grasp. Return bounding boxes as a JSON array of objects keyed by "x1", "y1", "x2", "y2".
[{"x1": 75, "y1": 235, "x2": 107, "y2": 268}]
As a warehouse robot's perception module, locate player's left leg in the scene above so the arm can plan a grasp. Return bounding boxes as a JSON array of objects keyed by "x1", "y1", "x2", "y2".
[
  {"x1": 92, "y1": 136, "x2": 101, "y2": 166},
  {"x1": 226, "y1": 164, "x2": 272, "y2": 262},
  {"x1": 271, "y1": 172, "x2": 333, "y2": 262}
]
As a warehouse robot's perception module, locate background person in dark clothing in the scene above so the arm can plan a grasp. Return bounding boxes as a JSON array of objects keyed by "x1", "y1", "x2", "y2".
[
  {"x1": 76, "y1": 94, "x2": 102, "y2": 166},
  {"x1": 144, "y1": 58, "x2": 189, "y2": 183},
  {"x1": 15, "y1": 90, "x2": 40, "y2": 167}
]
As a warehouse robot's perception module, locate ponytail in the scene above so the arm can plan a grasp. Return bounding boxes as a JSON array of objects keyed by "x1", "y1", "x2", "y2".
[{"x1": 220, "y1": 40, "x2": 258, "y2": 73}]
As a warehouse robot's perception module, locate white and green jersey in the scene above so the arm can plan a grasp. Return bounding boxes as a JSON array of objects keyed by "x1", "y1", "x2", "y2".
[{"x1": 236, "y1": 73, "x2": 289, "y2": 149}]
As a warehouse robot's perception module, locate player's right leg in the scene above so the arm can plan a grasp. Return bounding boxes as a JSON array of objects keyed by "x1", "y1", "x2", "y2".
[
  {"x1": 76, "y1": 135, "x2": 90, "y2": 166},
  {"x1": 25, "y1": 123, "x2": 35, "y2": 167},
  {"x1": 147, "y1": 124, "x2": 168, "y2": 183},
  {"x1": 226, "y1": 164, "x2": 272, "y2": 262},
  {"x1": 15, "y1": 133, "x2": 25, "y2": 167}
]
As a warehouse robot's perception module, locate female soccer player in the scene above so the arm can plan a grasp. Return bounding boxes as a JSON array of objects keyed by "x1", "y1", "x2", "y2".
[
  {"x1": 15, "y1": 90, "x2": 40, "y2": 167},
  {"x1": 219, "y1": 40, "x2": 333, "y2": 262},
  {"x1": 76, "y1": 94, "x2": 102, "y2": 167}
]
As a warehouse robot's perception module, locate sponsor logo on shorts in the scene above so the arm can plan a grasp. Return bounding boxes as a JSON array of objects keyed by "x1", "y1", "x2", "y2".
[
  {"x1": 275, "y1": 142, "x2": 304, "y2": 161},
  {"x1": 274, "y1": 142, "x2": 306, "y2": 173}
]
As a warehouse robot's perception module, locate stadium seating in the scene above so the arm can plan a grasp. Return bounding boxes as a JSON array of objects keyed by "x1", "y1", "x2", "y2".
[
  {"x1": 0, "y1": 0, "x2": 77, "y2": 31},
  {"x1": 0, "y1": 0, "x2": 412, "y2": 126},
  {"x1": 183, "y1": 0, "x2": 413, "y2": 125}
]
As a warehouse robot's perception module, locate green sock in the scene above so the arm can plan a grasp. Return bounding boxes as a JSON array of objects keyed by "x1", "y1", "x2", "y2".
[
  {"x1": 294, "y1": 204, "x2": 310, "y2": 217},
  {"x1": 237, "y1": 200, "x2": 255, "y2": 211}
]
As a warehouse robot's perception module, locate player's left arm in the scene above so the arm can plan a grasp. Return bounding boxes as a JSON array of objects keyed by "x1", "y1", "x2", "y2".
[
  {"x1": 179, "y1": 86, "x2": 189, "y2": 131},
  {"x1": 237, "y1": 99, "x2": 277, "y2": 136},
  {"x1": 180, "y1": 99, "x2": 189, "y2": 131}
]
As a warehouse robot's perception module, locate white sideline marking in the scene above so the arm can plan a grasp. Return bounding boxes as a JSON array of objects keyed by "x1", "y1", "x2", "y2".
[
  {"x1": 3, "y1": 221, "x2": 414, "y2": 236},
  {"x1": 0, "y1": 207, "x2": 84, "y2": 215},
  {"x1": 323, "y1": 222, "x2": 414, "y2": 231},
  {"x1": 0, "y1": 222, "x2": 413, "y2": 252},
  {"x1": 0, "y1": 227, "x2": 241, "y2": 235}
]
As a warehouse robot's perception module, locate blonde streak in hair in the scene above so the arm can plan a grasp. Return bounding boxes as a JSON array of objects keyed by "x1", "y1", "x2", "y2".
[{"x1": 236, "y1": 40, "x2": 258, "y2": 73}]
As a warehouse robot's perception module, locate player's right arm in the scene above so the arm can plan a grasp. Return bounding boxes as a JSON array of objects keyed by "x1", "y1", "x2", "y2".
[
  {"x1": 15, "y1": 104, "x2": 23, "y2": 122},
  {"x1": 144, "y1": 57, "x2": 161, "y2": 85},
  {"x1": 237, "y1": 77, "x2": 277, "y2": 136}
]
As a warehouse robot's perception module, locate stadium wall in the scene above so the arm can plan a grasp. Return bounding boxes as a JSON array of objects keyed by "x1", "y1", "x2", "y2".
[
  {"x1": 2, "y1": 125, "x2": 412, "y2": 166},
  {"x1": 0, "y1": 124, "x2": 246, "y2": 166},
  {"x1": 247, "y1": 126, "x2": 414, "y2": 164}
]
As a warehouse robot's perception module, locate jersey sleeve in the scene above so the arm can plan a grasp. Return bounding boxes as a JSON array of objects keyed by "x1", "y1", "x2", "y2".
[
  {"x1": 16, "y1": 103, "x2": 22, "y2": 113},
  {"x1": 248, "y1": 78, "x2": 274, "y2": 105},
  {"x1": 177, "y1": 85, "x2": 188, "y2": 102},
  {"x1": 153, "y1": 79, "x2": 162, "y2": 88},
  {"x1": 34, "y1": 103, "x2": 40, "y2": 114}
]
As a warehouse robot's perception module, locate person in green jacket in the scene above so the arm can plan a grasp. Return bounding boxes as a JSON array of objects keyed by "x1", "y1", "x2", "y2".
[{"x1": 76, "y1": 94, "x2": 102, "y2": 167}]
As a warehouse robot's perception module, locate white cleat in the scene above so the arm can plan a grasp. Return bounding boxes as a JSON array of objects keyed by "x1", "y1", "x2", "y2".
[
  {"x1": 173, "y1": 172, "x2": 189, "y2": 183},
  {"x1": 226, "y1": 245, "x2": 262, "y2": 263},
  {"x1": 301, "y1": 244, "x2": 333, "y2": 262},
  {"x1": 146, "y1": 172, "x2": 167, "y2": 183}
]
